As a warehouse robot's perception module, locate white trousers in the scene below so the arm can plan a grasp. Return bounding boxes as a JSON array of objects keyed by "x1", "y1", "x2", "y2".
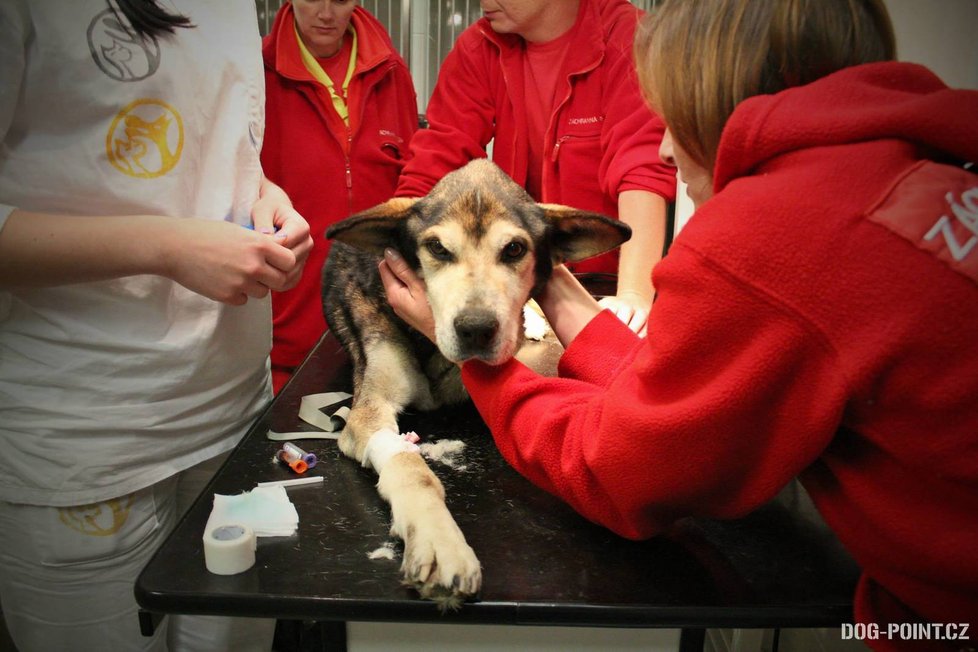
[{"x1": 0, "y1": 455, "x2": 276, "y2": 652}]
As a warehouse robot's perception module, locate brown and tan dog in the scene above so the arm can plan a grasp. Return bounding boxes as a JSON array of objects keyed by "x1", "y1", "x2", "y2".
[{"x1": 321, "y1": 159, "x2": 630, "y2": 608}]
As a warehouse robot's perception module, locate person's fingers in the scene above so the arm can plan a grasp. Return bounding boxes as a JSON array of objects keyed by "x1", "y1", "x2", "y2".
[
  {"x1": 597, "y1": 295, "x2": 650, "y2": 335},
  {"x1": 598, "y1": 296, "x2": 634, "y2": 322},
  {"x1": 596, "y1": 295, "x2": 615, "y2": 311},
  {"x1": 262, "y1": 242, "x2": 297, "y2": 277},
  {"x1": 377, "y1": 258, "x2": 403, "y2": 295},
  {"x1": 384, "y1": 248, "x2": 422, "y2": 296},
  {"x1": 252, "y1": 263, "x2": 289, "y2": 291},
  {"x1": 627, "y1": 307, "x2": 649, "y2": 333},
  {"x1": 250, "y1": 201, "x2": 275, "y2": 234}
]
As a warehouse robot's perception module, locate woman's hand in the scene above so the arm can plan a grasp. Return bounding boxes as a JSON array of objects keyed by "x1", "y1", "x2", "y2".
[
  {"x1": 251, "y1": 176, "x2": 313, "y2": 290},
  {"x1": 598, "y1": 291, "x2": 650, "y2": 336},
  {"x1": 157, "y1": 218, "x2": 299, "y2": 305},
  {"x1": 377, "y1": 248, "x2": 437, "y2": 342},
  {"x1": 165, "y1": 176, "x2": 314, "y2": 304}
]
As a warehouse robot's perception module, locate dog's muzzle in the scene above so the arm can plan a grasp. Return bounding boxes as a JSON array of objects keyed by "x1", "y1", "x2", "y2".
[{"x1": 453, "y1": 309, "x2": 499, "y2": 359}]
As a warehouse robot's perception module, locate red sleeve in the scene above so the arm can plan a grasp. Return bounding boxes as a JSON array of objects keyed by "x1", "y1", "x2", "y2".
[
  {"x1": 596, "y1": 18, "x2": 676, "y2": 202},
  {"x1": 462, "y1": 244, "x2": 849, "y2": 539},
  {"x1": 557, "y1": 309, "x2": 643, "y2": 386},
  {"x1": 396, "y1": 33, "x2": 497, "y2": 198}
]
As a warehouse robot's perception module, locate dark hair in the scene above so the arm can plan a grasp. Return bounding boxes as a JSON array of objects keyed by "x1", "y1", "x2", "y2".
[{"x1": 110, "y1": 0, "x2": 193, "y2": 39}]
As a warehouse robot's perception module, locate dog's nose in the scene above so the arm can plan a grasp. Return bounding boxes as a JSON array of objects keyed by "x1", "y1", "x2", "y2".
[{"x1": 454, "y1": 311, "x2": 499, "y2": 352}]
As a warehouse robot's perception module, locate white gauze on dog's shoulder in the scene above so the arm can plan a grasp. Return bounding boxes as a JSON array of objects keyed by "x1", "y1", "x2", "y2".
[{"x1": 363, "y1": 428, "x2": 421, "y2": 473}]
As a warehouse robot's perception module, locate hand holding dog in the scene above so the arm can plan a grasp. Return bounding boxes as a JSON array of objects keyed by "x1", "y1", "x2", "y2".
[
  {"x1": 598, "y1": 291, "x2": 650, "y2": 337},
  {"x1": 379, "y1": 253, "x2": 612, "y2": 353},
  {"x1": 378, "y1": 248, "x2": 438, "y2": 342},
  {"x1": 538, "y1": 265, "x2": 604, "y2": 348}
]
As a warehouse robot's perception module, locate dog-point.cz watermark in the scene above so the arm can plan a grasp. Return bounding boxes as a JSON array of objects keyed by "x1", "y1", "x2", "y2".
[{"x1": 842, "y1": 622, "x2": 971, "y2": 645}]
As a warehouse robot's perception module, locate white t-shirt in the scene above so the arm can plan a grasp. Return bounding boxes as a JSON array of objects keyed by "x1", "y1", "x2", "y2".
[{"x1": 0, "y1": 0, "x2": 273, "y2": 506}]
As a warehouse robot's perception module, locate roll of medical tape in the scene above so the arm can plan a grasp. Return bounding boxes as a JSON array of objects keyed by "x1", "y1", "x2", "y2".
[{"x1": 203, "y1": 524, "x2": 257, "y2": 575}]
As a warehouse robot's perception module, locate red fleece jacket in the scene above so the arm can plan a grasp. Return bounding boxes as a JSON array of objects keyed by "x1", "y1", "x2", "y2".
[
  {"x1": 395, "y1": 0, "x2": 676, "y2": 274},
  {"x1": 462, "y1": 63, "x2": 978, "y2": 645},
  {"x1": 262, "y1": 5, "x2": 418, "y2": 391}
]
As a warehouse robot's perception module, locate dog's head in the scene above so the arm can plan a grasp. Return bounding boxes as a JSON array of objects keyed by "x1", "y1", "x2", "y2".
[{"x1": 326, "y1": 159, "x2": 631, "y2": 364}]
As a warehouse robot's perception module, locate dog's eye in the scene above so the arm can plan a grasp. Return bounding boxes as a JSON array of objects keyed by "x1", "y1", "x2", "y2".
[
  {"x1": 501, "y1": 241, "x2": 527, "y2": 262},
  {"x1": 425, "y1": 239, "x2": 453, "y2": 261}
]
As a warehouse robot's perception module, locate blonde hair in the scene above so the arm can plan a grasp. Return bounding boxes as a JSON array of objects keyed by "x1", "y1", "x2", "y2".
[{"x1": 635, "y1": 0, "x2": 895, "y2": 171}]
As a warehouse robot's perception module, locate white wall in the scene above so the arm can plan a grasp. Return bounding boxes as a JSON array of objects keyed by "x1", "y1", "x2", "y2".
[{"x1": 886, "y1": 0, "x2": 978, "y2": 90}]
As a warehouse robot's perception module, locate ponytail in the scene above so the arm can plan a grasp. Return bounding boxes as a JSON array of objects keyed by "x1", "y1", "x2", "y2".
[{"x1": 110, "y1": 0, "x2": 193, "y2": 39}]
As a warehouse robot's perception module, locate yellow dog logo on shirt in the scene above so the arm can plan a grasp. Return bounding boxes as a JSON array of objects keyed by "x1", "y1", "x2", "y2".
[
  {"x1": 106, "y1": 99, "x2": 183, "y2": 179},
  {"x1": 58, "y1": 495, "x2": 135, "y2": 537}
]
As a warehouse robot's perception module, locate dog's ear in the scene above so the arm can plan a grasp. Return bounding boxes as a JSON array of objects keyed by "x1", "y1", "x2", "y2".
[
  {"x1": 539, "y1": 204, "x2": 632, "y2": 264},
  {"x1": 325, "y1": 197, "x2": 419, "y2": 255}
]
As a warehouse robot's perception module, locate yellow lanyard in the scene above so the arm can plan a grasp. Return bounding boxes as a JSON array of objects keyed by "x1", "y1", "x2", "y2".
[{"x1": 295, "y1": 23, "x2": 358, "y2": 125}]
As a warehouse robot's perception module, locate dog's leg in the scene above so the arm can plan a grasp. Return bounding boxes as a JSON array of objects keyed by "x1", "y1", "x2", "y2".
[
  {"x1": 378, "y1": 451, "x2": 482, "y2": 609},
  {"x1": 337, "y1": 338, "x2": 430, "y2": 460},
  {"x1": 339, "y1": 339, "x2": 481, "y2": 608}
]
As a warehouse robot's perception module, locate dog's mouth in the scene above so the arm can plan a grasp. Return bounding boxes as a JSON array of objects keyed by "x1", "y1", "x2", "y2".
[{"x1": 437, "y1": 309, "x2": 518, "y2": 366}]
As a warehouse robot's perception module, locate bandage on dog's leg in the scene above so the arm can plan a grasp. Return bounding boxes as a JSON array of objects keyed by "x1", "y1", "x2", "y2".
[
  {"x1": 363, "y1": 428, "x2": 421, "y2": 472},
  {"x1": 339, "y1": 338, "x2": 429, "y2": 463}
]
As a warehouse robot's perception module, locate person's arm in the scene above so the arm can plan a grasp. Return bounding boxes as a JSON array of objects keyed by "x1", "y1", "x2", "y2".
[
  {"x1": 395, "y1": 31, "x2": 495, "y2": 198},
  {"x1": 536, "y1": 264, "x2": 602, "y2": 348},
  {"x1": 462, "y1": 244, "x2": 848, "y2": 540},
  {"x1": 591, "y1": 15, "x2": 675, "y2": 334},
  {"x1": 0, "y1": 211, "x2": 280, "y2": 304},
  {"x1": 598, "y1": 189, "x2": 668, "y2": 334},
  {"x1": 0, "y1": 177, "x2": 312, "y2": 305}
]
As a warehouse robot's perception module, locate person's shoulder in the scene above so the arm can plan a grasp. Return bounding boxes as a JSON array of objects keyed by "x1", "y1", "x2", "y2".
[
  {"x1": 587, "y1": 0, "x2": 642, "y2": 59},
  {"x1": 451, "y1": 19, "x2": 499, "y2": 54},
  {"x1": 592, "y1": 0, "x2": 642, "y2": 34}
]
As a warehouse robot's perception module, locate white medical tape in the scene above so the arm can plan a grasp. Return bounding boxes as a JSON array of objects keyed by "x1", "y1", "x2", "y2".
[
  {"x1": 363, "y1": 428, "x2": 421, "y2": 473},
  {"x1": 266, "y1": 430, "x2": 339, "y2": 442},
  {"x1": 298, "y1": 392, "x2": 351, "y2": 430},
  {"x1": 203, "y1": 524, "x2": 257, "y2": 575},
  {"x1": 328, "y1": 405, "x2": 350, "y2": 429},
  {"x1": 266, "y1": 392, "x2": 352, "y2": 441}
]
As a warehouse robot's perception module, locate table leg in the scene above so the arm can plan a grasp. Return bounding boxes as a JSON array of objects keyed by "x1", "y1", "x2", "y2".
[
  {"x1": 274, "y1": 619, "x2": 347, "y2": 651},
  {"x1": 679, "y1": 627, "x2": 706, "y2": 652},
  {"x1": 319, "y1": 620, "x2": 347, "y2": 652},
  {"x1": 137, "y1": 610, "x2": 162, "y2": 637}
]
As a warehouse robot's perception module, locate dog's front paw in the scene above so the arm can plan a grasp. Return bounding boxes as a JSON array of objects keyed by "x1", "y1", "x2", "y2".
[
  {"x1": 379, "y1": 451, "x2": 482, "y2": 610},
  {"x1": 401, "y1": 524, "x2": 482, "y2": 611}
]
